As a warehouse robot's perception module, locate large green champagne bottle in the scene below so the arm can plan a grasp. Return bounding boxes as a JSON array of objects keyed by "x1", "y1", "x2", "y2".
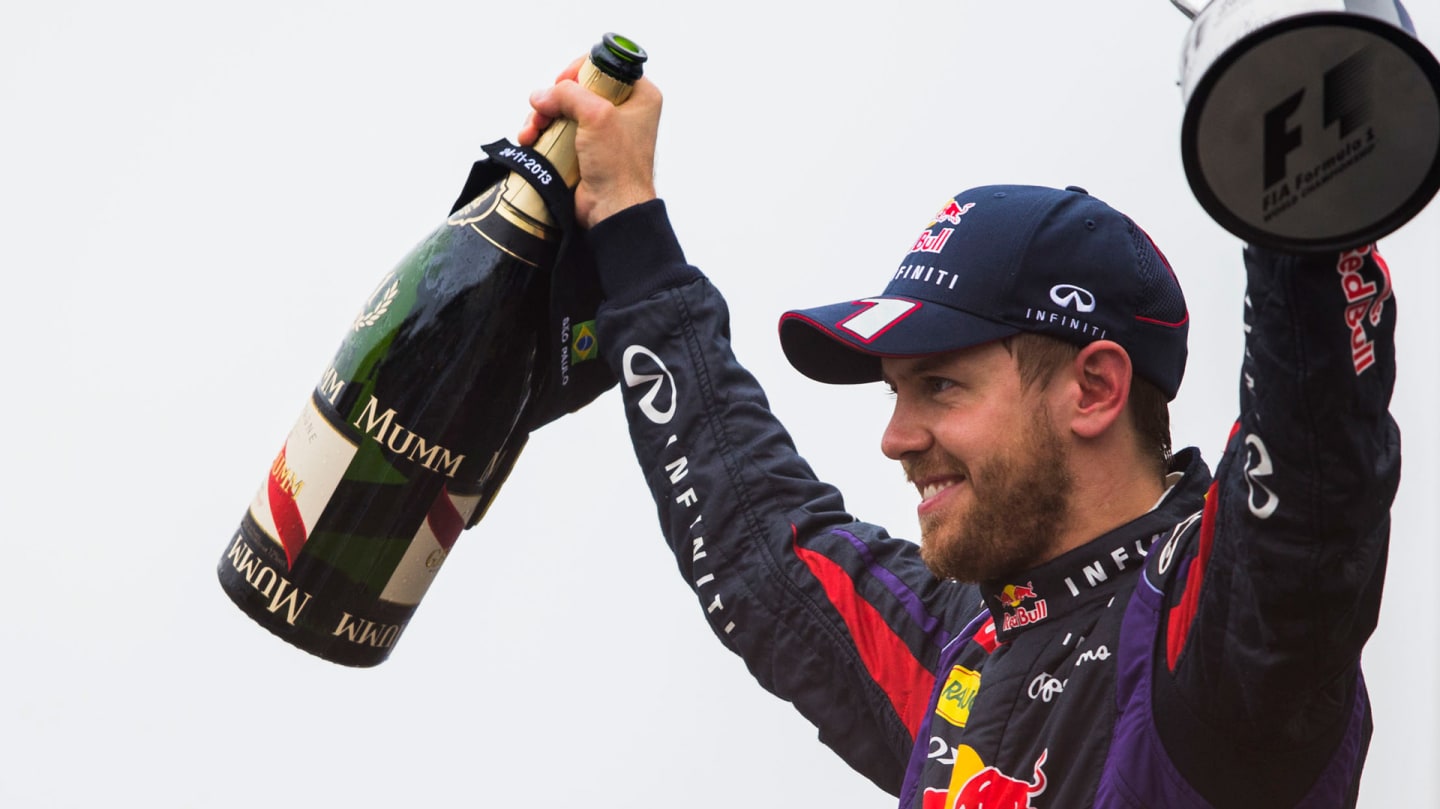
[{"x1": 218, "y1": 34, "x2": 647, "y2": 667}]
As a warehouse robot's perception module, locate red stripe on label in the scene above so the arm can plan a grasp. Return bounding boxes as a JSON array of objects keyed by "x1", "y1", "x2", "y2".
[
  {"x1": 427, "y1": 487, "x2": 464, "y2": 551},
  {"x1": 268, "y1": 445, "x2": 308, "y2": 569},
  {"x1": 793, "y1": 537, "x2": 934, "y2": 739}
]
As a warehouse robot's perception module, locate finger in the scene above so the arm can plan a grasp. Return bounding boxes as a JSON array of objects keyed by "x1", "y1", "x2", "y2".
[
  {"x1": 528, "y1": 80, "x2": 614, "y2": 125},
  {"x1": 625, "y1": 76, "x2": 662, "y2": 108},
  {"x1": 526, "y1": 84, "x2": 563, "y2": 122},
  {"x1": 519, "y1": 56, "x2": 590, "y2": 144},
  {"x1": 516, "y1": 110, "x2": 550, "y2": 146}
]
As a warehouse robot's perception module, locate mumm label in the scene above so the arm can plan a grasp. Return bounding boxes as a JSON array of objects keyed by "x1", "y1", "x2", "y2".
[
  {"x1": 320, "y1": 364, "x2": 467, "y2": 479},
  {"x1": 223, "y1": 533, "x2": 314, "y2": 625}
]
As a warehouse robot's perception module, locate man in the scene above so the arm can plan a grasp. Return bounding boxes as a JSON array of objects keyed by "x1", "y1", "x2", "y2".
[{"x1": 519, "y1": 58, "x2": 1397, "y2": 807}]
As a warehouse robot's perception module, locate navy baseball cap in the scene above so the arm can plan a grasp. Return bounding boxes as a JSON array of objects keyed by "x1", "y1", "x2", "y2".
[{"x1": 778, "y1": 185, "x2": 1190, "y2": 399}]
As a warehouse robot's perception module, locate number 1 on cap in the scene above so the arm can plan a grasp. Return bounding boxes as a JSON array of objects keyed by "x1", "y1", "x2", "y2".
[{"x1": 839, "y1": 298, "x2": 921, "y2": 342}]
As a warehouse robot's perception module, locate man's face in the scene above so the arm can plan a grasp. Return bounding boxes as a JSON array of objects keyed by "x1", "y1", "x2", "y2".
[{"x1": 881, "y1": 343, "x2": 1074, "y2": 583}]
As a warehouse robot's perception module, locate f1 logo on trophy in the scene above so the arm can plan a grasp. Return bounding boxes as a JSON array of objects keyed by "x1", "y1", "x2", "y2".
[{"x1": 1174, "y1": 0, "x2": 1440, "y2": 251}]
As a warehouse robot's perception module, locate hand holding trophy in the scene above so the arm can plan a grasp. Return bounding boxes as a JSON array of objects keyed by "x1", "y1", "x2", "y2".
[{"x1": 1173, "y1": 0, "x2": 1440, "y2": 250}]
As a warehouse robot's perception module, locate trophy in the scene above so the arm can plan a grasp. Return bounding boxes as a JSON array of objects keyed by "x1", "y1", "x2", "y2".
[{"x1": 1172, "y1": 0, "x2": 1440, "y2": 251}]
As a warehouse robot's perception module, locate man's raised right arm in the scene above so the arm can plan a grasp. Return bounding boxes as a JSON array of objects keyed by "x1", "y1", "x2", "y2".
[{"x1": 523, "y1": 68, "x2": 983, "y2": 794}]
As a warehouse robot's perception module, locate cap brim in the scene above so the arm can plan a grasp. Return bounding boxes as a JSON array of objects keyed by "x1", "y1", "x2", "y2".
[{"x1": 778, "y1": 297, "x2": 1021, "y2": 384}]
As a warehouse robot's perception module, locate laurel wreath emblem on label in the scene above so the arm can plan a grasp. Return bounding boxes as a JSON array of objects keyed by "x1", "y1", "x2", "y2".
[{"x1": 353, "y1": 277, "x2": 399, "y2": 331}]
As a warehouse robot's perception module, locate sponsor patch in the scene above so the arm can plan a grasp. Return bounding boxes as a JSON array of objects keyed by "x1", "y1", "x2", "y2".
[
  {"x1": 935, "y1": 665, "x2": 981, "y2": 728},
  {"x1": 950, "y1": 748, "x2": 1049, "y2": 809},
  {"x1": 997, "y1": 581, "x2": 1050, "y2": 632},
  {"x1": 570, "y1": 319, "x2": 599, "y2": 363},
  {"x1": 1334, "y1": 244, "x2": 1391, "y2": 375}
]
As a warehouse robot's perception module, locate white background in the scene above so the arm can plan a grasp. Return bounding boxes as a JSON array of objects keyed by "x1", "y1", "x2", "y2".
[{"x1": 3, "y1": 1, "x2": 1437, "y2": 806}]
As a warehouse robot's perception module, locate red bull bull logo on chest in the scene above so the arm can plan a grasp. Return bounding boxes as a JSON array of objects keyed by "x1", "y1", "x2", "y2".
[
  {"x1": 953, "y1": 749, "x2": 1048, "y2": 809},
  {"x1": 924, "y1": 748, "x2": 1050, "y2": 809}
]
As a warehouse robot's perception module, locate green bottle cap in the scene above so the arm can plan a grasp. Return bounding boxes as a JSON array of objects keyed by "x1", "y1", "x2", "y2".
[{"x1": 591, "y1": 32, "x2": 647, "y2": 83}]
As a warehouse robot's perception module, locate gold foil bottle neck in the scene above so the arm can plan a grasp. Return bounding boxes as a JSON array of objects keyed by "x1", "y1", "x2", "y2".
[{"x1": 497, "y1": 56, "x2": 637, "y2": 236}]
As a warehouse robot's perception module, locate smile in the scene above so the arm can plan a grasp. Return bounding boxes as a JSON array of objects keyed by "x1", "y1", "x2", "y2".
[{"x1": 917, "y1": 476, "x2": 966, "y2": 506}]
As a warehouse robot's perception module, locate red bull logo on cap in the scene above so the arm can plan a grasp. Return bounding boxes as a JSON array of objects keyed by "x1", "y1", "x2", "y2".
[
  {"x1": 930, "y1": 199, "x2": 976, "y2": 226},
  {"x1": 911, "y1": 227, "x2": 954, "y2": 254}
]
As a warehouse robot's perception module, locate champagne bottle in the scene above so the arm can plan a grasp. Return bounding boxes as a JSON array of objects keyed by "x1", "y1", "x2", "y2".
[{"x1": 217, "y1": 34, "x2": 647, "y2": 667}]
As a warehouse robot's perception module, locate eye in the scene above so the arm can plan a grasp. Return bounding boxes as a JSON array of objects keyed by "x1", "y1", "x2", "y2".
[{"x1": 924, "y1": 376, "x2": 957, "y2": 394}]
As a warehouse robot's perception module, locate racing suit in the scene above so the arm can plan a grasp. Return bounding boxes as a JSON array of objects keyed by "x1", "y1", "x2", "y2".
[{"x1": 586, "y1": 199, "x2": 1398, "y2": 807}]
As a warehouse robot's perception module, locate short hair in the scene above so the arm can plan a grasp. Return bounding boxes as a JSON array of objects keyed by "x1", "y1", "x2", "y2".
[{"x1": 1001, "y1": 333, "x2": 1172, "y2": 480}]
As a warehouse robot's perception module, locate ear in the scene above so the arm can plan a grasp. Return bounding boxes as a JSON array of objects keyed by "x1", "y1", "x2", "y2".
[{"x1": 1064, "y1": 340, "x2": 1132, "y2": 440}]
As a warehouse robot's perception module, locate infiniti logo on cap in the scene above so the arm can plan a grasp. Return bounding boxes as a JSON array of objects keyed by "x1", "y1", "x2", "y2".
[{"x1": 1050, "y1": 284, "x2": 1096, "y2": 313}]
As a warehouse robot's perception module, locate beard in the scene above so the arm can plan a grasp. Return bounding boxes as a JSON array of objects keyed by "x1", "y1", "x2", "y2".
[{"x1": 911, "y1": 408, "x2": 1074, "y2": 584}]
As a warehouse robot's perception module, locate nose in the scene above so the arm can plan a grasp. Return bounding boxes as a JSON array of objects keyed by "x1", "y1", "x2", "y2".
[{"x1": 881, "y1": 394, "x2": 932, "y2": 461}]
